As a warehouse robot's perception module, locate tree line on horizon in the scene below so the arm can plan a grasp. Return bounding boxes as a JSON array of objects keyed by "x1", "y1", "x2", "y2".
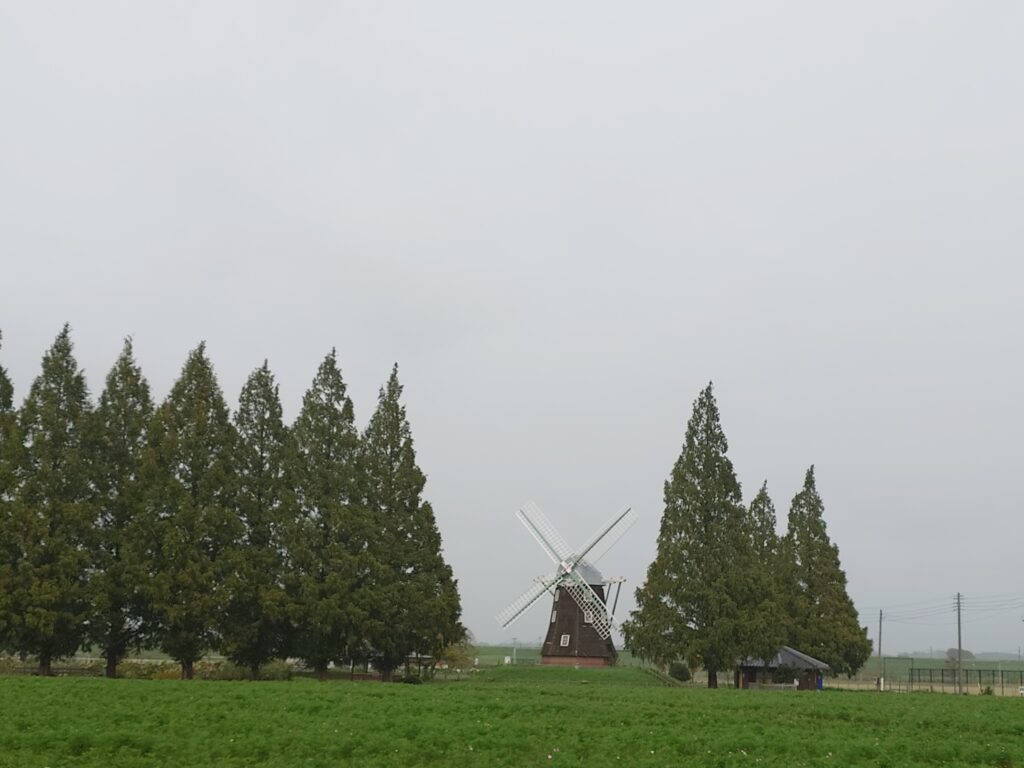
[
  {"x1": 0, "y1": 326, "x2": 463, "y2": 680},
  {"x1": 623, "y1": 384, "x2": 872, "y2": 687}
]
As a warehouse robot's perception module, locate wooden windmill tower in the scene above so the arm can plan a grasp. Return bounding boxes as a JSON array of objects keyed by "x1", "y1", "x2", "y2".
[{"x1": 496, "y1": 502, "x2": 636, "y2": 666}]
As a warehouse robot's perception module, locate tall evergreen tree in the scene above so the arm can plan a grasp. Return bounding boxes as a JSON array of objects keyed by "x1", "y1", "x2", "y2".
[
  {"x1": 0, "y1": 330, "x2": 12, "y2": 427},
  {"x1": 361, "y1": 365, "x2": 462, "y2": 680},
  {"x1": 623, "y1": 383, "x2": 760, "y2": 687},
  {"x1": 0, "y1": 331, "x2": 25, "y2": 654},
  {"x1": 5, "y1": 326, "x2": 93, "y2": 674},
  {"x1": 783, "y1": 466, "x2": 871, "y2": 675},
  {"x1": 220, "y1": 361, "x2": 294, "y2": 679},
  {"x1": 87, "y1": 338, "x2": 154, "y2": 677},
  {"x1": 743, "y1": 481, "x2": 788, "y2": 665},
  {"x1": 142, "y1": 343, "x2": 238, "y2": 679},
  {"x1": 0, "y1": 330, "x2": 19, "y2": 502},
  {"x1": 749, "y1": 482, "x2": 778, "y2": 558},
  {"x1": 285, "y1": 350, "x2": 368, "y2": 680}
]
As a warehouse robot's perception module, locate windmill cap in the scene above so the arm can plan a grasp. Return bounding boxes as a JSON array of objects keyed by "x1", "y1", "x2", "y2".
[{"x1": 573, "y1": 560, "x2": 604, "y2": 585}]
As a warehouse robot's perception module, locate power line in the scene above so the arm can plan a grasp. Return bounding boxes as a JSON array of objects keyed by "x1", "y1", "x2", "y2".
[{"x1": 858, "y1": 593, "x2": 1024, "y2": 661}]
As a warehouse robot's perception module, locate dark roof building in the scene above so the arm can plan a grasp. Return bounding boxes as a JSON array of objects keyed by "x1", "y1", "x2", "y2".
[{"x1": 735, "y1": 646, "x2": 830, "y2": 690}]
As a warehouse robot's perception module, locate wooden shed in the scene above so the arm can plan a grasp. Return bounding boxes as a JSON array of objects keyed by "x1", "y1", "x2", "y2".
[{"x1": 735, "y1": 646, "x2": 830, "y2": 690}]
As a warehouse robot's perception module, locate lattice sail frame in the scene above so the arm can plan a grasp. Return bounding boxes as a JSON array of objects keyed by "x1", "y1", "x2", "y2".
[{"x1": 495, "y1": 502, "x2": 635, "y2": 640}]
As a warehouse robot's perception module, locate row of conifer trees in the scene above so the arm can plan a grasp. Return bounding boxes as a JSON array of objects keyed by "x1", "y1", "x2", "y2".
[
  {"x1": 623, "y1": 385, "x2": 872, "y2": 686},
  {"x1": 0, "y1": 327, "x2": 463, "y2": 679}
]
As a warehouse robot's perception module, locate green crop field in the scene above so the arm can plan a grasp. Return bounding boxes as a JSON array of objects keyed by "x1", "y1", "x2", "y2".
[{"x1": 2, "y1": 666, "x2": 1023, "y2": 767}]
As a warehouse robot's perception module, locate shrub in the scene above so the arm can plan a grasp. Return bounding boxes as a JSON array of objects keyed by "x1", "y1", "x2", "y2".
[
  {"x1": 668, "y1": 662, "x2": 691, "y2": 682},
  {"x1": 118, "y1": 661, "x2": 180, "y2": 680},
  {"x1": 260, "y1": 660, "x2": 294, "y2": 681},
  {"x1": 195, "y1": 661, "x2": 248, "y2": 680}
]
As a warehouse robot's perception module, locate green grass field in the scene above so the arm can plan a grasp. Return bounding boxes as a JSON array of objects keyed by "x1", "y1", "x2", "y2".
[{"x1": 2, "y1": 666, "x2": 1024, "y2": 767}]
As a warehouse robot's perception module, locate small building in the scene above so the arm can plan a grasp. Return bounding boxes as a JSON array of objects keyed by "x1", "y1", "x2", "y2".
[{"x1": 735, "y1": 646, "x2": 830, "y2": 690}]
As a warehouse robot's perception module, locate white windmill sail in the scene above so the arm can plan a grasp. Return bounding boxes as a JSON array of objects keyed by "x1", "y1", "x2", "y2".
[
  {"x1": 575, "y1": 506, "x2": 636, "y2": 567},
  {"x1": 495, "y1": 501, "x2": 635, "y2": 639},
  {"x1": 496, "y1": 574, "x2": 559, "y2": 629},
  {"x1": 517, "y1": 501, "x2": 573, "y2": 565}
]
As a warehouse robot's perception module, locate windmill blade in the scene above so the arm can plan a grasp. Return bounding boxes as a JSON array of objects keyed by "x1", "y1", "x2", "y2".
[
  {"x1": 573, "y1": 506, "x2": 635, "y2": 568},
  {"x1": 517, "y1": 501, "x2": 574, "y2": 565},
  {"x1": 562, "y1": 570, "x2": 614, "y2": 639},
  {"x1": 495, "y1": 573, "x2": 559, "y2": 629}
]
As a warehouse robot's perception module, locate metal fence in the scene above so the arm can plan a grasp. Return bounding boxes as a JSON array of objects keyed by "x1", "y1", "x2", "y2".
[{"x1": 908, "y1": 668, "x2": 1024, "y2": 695}]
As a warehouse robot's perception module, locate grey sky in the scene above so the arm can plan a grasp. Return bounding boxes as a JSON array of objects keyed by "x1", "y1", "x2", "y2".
[{"x1": 2, "y1": 2, "x2": 1023, "y2": 656}]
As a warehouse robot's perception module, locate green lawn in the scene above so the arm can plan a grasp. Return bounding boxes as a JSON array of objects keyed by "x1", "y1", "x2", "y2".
[{"x1": 2, "y1": 666, "x2": 1023, "y2": 767}]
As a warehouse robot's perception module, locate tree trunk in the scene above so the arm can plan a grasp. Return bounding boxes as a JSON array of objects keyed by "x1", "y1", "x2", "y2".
[
  {"x1": 105, "y1": 652, "x2": 119, "y2": 678},
  {"x1": 38, "y1": 652, "x2": 53, "y2": 677},
  {"x1": 380, "y1": 667, "x2": 393, "y2": 683},
  {"x1": 315, "y1": 663, "x2": 328, "y2": 681},
  {"x1": 181, "y1": 660, "x2": 194, "y2": 680},
  {"x1": 250, "y1": 662, "x2": 261, "y2": 681},
  {"x1": 707, "y1": 669, "x2": 718, "y2": 689}
]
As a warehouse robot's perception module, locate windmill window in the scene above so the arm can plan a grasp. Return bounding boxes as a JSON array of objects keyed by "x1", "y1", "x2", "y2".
[
  {"x1": 550, "y1": 610, "x2": 556, "y2": 624},
  {"x1": 560, "y1": 634, "x2": 570, "y2": 647},
  {"x1": 583, "y1": 611, "x2": 593, "y2": 624},
  {"x1": 554, "y1": 590, "x2": 560, "y2": 602}
]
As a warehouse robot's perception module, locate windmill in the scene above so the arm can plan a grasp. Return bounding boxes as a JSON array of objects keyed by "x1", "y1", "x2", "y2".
[{"x1": 496, "y1": 501, "x2": 636, "y2": 666}]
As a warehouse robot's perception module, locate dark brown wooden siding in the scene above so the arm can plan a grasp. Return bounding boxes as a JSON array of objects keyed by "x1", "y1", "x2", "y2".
[{"x1": 541, "y1": 584, "x2": 617, "y2": 665}]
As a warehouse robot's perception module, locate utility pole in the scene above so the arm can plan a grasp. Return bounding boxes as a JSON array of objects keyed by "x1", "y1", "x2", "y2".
[
  {"x1": 878, "y1": 609, "x2": 884, "y2": 692},
  {"x1": 956, "y1": 592, "x2": 963, "y2": 695}
]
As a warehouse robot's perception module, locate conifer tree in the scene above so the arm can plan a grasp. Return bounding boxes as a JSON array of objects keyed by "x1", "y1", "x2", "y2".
[
  {"x1": 0, "y1": 330, "x2": 19, "y2": 503},
  {"x1": 743, "y1": 481, "x2": 788, "y2": 665},
  {"x1": 285, "y1": 350, "x2": 367, "y2": 680},
  {"x1": 361, "y1": 365, "x2": 462, "y2": 680},
  {"x1": 220, "y1": 361, "x2": 293, "y2": 678},
  {"x1": 623, "y1": 383, "x2": 758, "y2": 687},
  {"x1": 87, "y1": 338, "x2": 154, "y2": 677},
  {"x1": 783, "y1": 466, "x2": 871, "y2": 675},
  {"x1": 0, "y1": 331, "x2": 25, "y2": 654},
  {"x1": 142, "y1": 343, "x2": 238, "y2": 679},
  {"x1": 5, "y1": 326, "x2": 93, "y2": 674}
]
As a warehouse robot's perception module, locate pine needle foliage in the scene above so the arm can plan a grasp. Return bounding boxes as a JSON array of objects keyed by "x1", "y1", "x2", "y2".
[
  {"x1": 743, "y1": 481, "x2": 788, "y2": 665},
  {"x1": 0, "y1": 330, "x2": 20, "y2": 502},
  {"x1": 87, "y1": 338, "x2": 154, "y2": 677},
  {"x1": 142, "y1": 343, "x2": 239, "y2": 679},
  {"x1": 0, "y1": 330, "x2": 12, "y2": 415},
  {"x1": 0, "y1": 330, "x2": 25, "y2": 655},
  {"x1": 361, "y1": 365, "x2": 463, "y2": 679},
  {"x1": 0, "y1": 333, "x2": 467, "y2": 680},
  {"x1": 285, "y1": 349, "x2": 368, "y2": 680},
  {"x1": 220, "y1": 361, "x2": 294, "y2": 679},
  {"x1": 5, "y1": 325, "x2": 94, "y2": 674},
  {"x1": 624, "y1": 384, "x2": 786, "y2": 686},
  {"x1": 783, "y1": 466, "x2": 871, "y2": 675}
]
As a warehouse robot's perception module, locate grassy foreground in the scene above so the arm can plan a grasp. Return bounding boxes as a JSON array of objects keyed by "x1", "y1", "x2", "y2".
[{"x1": 2, "y1": 666, "x2": 1023, "y2": 767}]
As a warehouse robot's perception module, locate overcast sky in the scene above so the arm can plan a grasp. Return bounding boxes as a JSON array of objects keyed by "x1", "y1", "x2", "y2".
[{"x1": 2, "y1": 2, "x2": 1023, "y2": 657}]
